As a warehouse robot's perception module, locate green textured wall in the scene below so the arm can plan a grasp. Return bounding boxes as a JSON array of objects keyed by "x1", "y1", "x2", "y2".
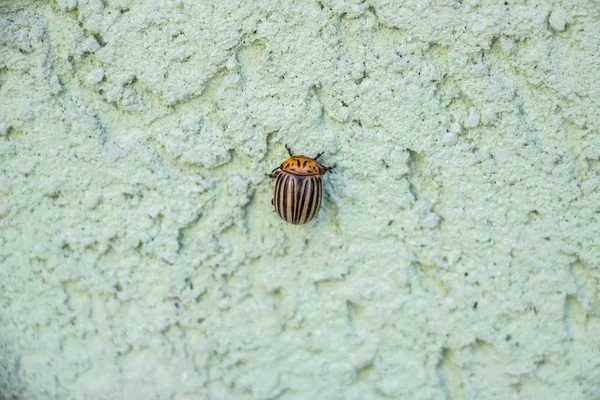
[{"x1": 1, "y1": 0, "x2": 599, "y2": 399}]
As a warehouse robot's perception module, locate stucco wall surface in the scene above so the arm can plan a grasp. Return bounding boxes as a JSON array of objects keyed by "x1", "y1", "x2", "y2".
[{"x1": 1, "y1": 0, "x2": 599, "y2": 399}]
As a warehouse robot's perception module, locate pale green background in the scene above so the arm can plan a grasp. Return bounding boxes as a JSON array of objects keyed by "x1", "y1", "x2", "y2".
[{"x1": 1, "y1": 0, "x2": 599, "y2": 399}]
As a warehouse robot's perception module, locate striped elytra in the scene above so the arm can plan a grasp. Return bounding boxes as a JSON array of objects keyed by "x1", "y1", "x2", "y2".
[
  {"x1": 269, "y1": 145, "x2": 335, "y2": 225},
  {"x1": 274, "y1": 173, "x2": 322, "y2": 224}
]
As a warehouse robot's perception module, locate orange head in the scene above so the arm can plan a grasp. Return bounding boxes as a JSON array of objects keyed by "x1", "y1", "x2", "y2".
[{"x1": 280, "y1": 156, "x2": 322, "y2": 176}]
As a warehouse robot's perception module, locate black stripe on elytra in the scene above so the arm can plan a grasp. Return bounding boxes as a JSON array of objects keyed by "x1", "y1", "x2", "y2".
[
  {"x1": 289, "y1": 176, "x2": 296, "y2": 224},
  {"x1": 302, "y1": 178, "x2": 312, "y2": 223},
  {"x1": 275, "y1": 174, "x2": 287, "y2": 218},
  {"x1": 310, "y1": 176, "x2": 322, "y2": 222},
  {"x1": 282, "y1": 175, "x2": 290, "y2": 222},
  {"x1": 291, "y1": 177, "x2": 298, "y2": 224},
  {"x1": 296, "y1": 177, "x2": 308, "y2": 224},
  {"x1": 304, "y1": 177, "x2": 315, "y2": 224},
  {"x1": 307, "y1": 177, "x2": 316, "y2": 222},
  {"x1": 315, "y1": 176, "x2": 322, "y2": 218},
  {"x1": 304, "y1": 177, "x2": 316, "y2": 223},
  {"x1": 274, "y1": 175, "x2": 280, "y2": 211},
  {"x1": 277, "y1": 175, "x2": 284, "y2": 219},
  {"x1": 302, "y1": 177, "x2": 315, "y2": 223}
]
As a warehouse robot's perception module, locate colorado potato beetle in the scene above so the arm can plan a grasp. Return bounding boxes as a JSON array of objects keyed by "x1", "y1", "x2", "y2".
[{"x1": 268, "y1": 145, "x2": 335, "y2": 225}]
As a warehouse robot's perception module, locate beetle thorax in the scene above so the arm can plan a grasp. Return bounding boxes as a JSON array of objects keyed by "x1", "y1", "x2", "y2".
[{"x1": 281, "y1": 156, "x2": 321, "y2": 176}]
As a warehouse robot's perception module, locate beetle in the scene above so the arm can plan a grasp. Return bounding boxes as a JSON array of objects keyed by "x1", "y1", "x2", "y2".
[{"x1": 268, "y1": 144, "x2": 335, "y2": 225}]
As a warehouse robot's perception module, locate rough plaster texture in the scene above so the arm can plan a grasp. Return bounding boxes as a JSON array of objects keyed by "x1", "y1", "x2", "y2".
[{"x1": 1, "y1": 0, "x2": 599, "y2": 399}]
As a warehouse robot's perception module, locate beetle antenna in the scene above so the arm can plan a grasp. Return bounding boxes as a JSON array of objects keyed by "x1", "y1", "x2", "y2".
[
  {"x1": 313, "y1": 152, "x2": 324, "y2": 161},
  {"x1": 285, "y1": 144, "x2": 293, "y2": 157}
]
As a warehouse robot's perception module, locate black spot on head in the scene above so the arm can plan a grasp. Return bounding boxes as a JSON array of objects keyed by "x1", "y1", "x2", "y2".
[{"x1": 303, "y1": 160, "x2": 308, "y2": 167}]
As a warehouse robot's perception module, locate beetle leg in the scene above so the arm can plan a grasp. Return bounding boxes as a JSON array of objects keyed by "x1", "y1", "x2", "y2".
[
  {"x1": 268, "y1": 167, "x2": 281, "y2": 177},
  {"x1": 285, "y1": 144, "x2": 294, "y2": 157},
  {"x1": 320, "y1": 163, "x2": 336, "y2": 174},
  {"x1": 313, "y1": 151, "x2": 324, "y2": 161}
]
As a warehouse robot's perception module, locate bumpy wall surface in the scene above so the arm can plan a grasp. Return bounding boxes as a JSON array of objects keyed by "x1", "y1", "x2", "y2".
[{"x1": 1, "y1": 0, "x2": 599, "y2": 399}]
